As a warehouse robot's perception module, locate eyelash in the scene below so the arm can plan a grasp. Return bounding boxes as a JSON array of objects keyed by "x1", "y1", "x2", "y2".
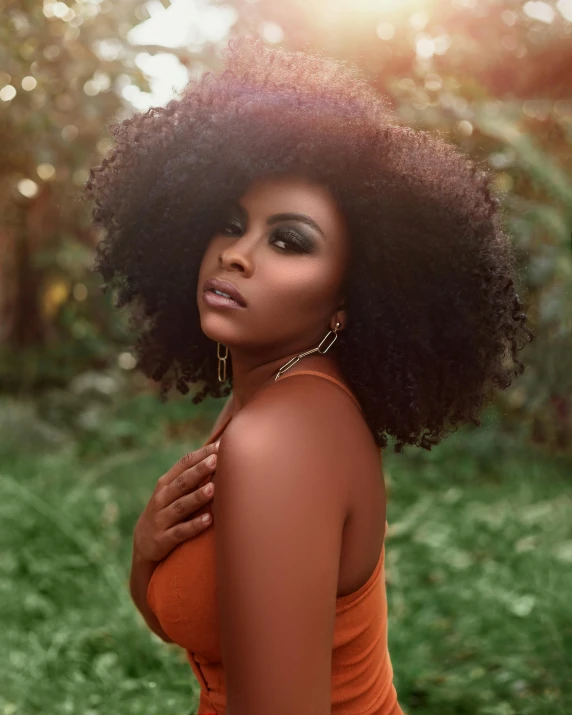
[{"x1": 221, "y1": 221, "x2": 313, "y2": 254}]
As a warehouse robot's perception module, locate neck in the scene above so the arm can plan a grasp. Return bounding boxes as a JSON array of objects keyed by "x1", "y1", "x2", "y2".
[{"x1": 227, "y1": 351, "x2": 340, "y2": 417}]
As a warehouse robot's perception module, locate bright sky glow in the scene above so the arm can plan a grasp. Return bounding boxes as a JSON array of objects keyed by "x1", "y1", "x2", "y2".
[
  {"x1": 523, "y1": 1, "x2": 555, "y2": 22},
  {"x1": 349, "y1": 0, "x2": 434, "y2": 12},
  {"x1": 556, "y1": 0, "x2": 572, "y2": 21},
  {"x1": 126, "y1": 0, "x2": 238, "y2": 110},
  {"x1": 129, "y1": 0, "x2": 237, "y2": 48},
  {"x1": 120, "y1": 0, "x2": 571, "y2": 112}
]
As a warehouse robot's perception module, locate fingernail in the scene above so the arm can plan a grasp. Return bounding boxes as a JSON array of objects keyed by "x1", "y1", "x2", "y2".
[
  {"x1": 214, "y1": 440, "x2": 221, "y2": 448},
  {"x1": 204, "y1": 483, "x2": 213, "y2": 495},
  {"x1": 206, "y1": 455, "x2": 216, "y2": 467}
]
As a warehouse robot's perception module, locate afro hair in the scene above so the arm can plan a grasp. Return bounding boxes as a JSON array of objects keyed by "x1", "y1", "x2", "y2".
[{"x1": 85, "y1": 34, "x2": 533, "y2": 452}]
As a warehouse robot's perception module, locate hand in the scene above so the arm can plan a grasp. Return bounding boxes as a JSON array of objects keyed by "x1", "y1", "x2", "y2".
[{"x1": 133, "y1": 442, "x2": 219, "y2": 563}]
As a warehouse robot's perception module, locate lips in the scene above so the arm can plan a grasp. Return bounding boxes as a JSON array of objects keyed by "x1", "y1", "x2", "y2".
[{"x1": 203, "y1": 277, "x2": 247, "y2": 307}]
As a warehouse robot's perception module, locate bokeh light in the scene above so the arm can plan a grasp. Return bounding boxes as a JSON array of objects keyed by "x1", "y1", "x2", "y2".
[
  {"x1": 17, "y1": 179, "x2": 39, "y2": 197},
  {"x1": 37, "y1": 163, "x2": 56, "y2": 180},
  {"x1": 0, "y1": 84, "x2": 17, "y2": 101},
  {"x1": 21, "y1": 76, "x2": 37, "y2": 91},
  {"x1": 73, "y1": 283, "x2": 88, "y2": 301}
]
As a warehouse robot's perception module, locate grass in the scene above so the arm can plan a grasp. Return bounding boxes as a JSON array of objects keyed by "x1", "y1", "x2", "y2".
[{"x1": 1, "y1": 390, "x2": 570, "y2": 715}]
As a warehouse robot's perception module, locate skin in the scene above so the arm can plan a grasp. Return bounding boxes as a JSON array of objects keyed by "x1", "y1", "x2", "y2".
[
  {"x1": 195, "y1": 175, "x2": 387, "y2": 715},
  {"x1": 196, "y1": 175, "x2": 350, "y2": 414}
]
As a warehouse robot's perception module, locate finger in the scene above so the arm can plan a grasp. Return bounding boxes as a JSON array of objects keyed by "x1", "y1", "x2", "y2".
[
  {"x1": 159, "y1": 442, "x2": 219, "y2": 487},
  {"x1": 160, "y1": 453, "x2": 217, "y2": 508},
  {"x1": 162, "y1": 476, "x2": 215, "y2": 528},
  {"x1": 164, "y1": 512, "x2": 213, "y2": 549}
]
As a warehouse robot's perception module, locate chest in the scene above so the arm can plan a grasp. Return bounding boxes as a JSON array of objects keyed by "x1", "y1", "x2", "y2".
[{"x1": 148, "y1": 517, "x2": 221, "y2": 661}]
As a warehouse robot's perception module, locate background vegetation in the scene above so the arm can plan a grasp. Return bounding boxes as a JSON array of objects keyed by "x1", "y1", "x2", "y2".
[{"x1": 1, "y1": 0, "x2": 570, "y2": 713}]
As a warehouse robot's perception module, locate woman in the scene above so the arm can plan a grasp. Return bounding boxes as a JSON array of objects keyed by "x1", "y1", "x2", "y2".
[{"x1": 85, "y1": 35, "x2": 532, "y2": 715}]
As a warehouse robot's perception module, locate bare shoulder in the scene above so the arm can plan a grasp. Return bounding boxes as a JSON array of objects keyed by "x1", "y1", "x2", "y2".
[{"x1": 220, "y1": 374, "x2": 373, "y2": 495}]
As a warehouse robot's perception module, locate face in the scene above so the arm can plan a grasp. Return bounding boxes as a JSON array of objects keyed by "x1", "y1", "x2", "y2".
[{"x1": 196, "y1": 175, "x2": 350, "y2": 361}]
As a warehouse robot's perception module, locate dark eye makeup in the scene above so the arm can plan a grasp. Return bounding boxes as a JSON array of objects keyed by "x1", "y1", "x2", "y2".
[
  {"x1": 222, "y1": 219, "x2": 242, "y2": 236},
  {"x1": 271, "y1": 226, "x2": 314, "y2": 253},
  {"x1": 220, "y1": 218, "x2": 315, "y2": 254}
]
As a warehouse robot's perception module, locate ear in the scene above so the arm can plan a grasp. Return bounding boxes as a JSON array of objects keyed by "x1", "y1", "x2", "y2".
[{"x1": 330, "y1": 301, "x2": 347, "y2": 332}]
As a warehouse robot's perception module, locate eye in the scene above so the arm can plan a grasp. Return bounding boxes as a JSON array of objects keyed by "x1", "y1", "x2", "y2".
[
  {"x1": 221, "y1": 219, "x2": 243, "y2": 236},
  {"x1": 271, "y1": 227, "x2": 314, "y2": 254}
]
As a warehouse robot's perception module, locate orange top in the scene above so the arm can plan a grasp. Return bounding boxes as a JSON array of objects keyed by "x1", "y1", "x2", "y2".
[{"x1": 147, "y1": 369, "x2": 404, "y2": 715}]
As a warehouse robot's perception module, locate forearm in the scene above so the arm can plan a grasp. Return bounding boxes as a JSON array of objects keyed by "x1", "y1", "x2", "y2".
[{"x1": 129, "y1": 540, "x2": 174, "y2": 643}]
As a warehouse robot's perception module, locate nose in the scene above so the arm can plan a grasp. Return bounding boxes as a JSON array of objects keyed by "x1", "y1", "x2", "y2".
[{"x1": 218, "y1": 234, "x2": 255, "y2": 274}]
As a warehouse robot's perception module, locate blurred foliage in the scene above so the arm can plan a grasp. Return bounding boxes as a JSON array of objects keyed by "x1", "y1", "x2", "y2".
[
  {"x1": 0, "y1": 398, "x2": 570, "y2": 714},
  {"x1": 0, "y1": 0, "x2": 151, "y2": 385},
  {"x1": 1, "y1": 0, "x2": 571, "y2": 450}
]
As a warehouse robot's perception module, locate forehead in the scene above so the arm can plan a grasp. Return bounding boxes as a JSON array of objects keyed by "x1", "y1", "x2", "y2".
[{"x1": 237, "y1": 175, "x2": 347, "y2": 236}]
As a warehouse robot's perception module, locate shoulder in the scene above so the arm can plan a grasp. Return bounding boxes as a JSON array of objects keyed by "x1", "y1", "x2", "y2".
[{"x1": 221, "y1": 375, "x2": 367, "y2": 492}]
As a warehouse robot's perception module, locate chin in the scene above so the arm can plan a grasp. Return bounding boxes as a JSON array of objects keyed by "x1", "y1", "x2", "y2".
[{"x1": 198, "y1": 310, "x2": 235, "y2": 344}]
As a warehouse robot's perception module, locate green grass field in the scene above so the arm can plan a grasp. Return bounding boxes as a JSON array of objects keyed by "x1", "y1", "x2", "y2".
[{"x1": 1, "y1": 392, "x2": 570, "y2": 715}]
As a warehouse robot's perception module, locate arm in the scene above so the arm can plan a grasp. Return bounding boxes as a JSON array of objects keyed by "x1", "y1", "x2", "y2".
[{"x1": 213, "y1": 388, "x2": 350, "y2": 715}]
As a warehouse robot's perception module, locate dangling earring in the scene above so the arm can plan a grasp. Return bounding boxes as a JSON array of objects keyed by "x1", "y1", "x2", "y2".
[
  {"x1": 217, "y1": 342, "x2": 228, "y2": 383},
  {"x1": 274, "y1": 321, "x2": 341, "y2": 382}
]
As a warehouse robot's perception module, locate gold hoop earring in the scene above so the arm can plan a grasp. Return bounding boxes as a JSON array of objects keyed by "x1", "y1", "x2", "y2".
[
  {"x1": 217, "y1": 342, "x2": 228, "y2": 383},
  {"x1": 274, "y1": 321, "x2": 341, "y2": 382}
]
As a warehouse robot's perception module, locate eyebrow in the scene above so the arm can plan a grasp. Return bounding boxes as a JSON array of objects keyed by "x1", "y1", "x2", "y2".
[{"x1": 228, "y1": 201, "x2": 326, "y2": 240}]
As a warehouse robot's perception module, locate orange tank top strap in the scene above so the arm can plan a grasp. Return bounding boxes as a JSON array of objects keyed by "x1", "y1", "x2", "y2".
[{"x1": 275, "y1": 369, "x2": 363, "y2": 413}]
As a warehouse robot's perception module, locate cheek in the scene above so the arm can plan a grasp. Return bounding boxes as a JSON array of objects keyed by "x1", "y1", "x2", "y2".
[{"x1": 264, "y1": 261, "x2": 338, "y2": 314}]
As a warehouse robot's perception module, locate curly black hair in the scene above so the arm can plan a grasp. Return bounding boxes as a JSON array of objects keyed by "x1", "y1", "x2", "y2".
[{"x1": 84, "y1": 34, "x2": 533, "y2": 452}]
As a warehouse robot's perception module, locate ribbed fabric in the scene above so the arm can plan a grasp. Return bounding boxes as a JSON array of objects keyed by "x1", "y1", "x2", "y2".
[{"x1": 147, "y1": 369, "x2": 403, "y2": 715}]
